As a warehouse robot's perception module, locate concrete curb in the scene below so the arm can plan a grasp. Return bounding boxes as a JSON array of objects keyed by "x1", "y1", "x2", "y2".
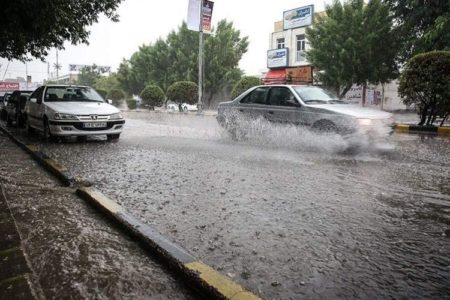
[
  {"x1": 0, "y1": 126, "x2": 73, "y2": 186},
  {"x1": 0, "y1": 125, "x2": 261, "y2": 299},
  {"x1": 77, "y1": 187, "x2": 261, "y2": 300},
  {"x1": 394, "y1": 124, "x2": 450, "y2": 136}
]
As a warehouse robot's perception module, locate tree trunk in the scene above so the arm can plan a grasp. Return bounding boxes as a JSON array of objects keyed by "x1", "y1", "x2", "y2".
[
  {"x1": 381, "y1": 83, "x2": 385, "y2": 110},
  {"x1": 362, "y1": 84, "x2": 367, "y2": 107},
  {"x1": 418, "y1": 104, "x2": 428, "y2": 126}
]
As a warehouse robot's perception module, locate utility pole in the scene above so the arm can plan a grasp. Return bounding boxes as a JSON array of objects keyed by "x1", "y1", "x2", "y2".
[
  {"x1": 197, "y1": 0, "x2": 204, "y2": 113},
  {"x1": 56, "y1": 49, "x2": 59, "y2": 83},
  {"x1": 25, "y1": 63, "x2": 28, "y2": 89}
]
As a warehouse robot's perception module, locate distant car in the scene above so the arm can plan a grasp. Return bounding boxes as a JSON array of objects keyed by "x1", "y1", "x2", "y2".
[
  {"x1": 25, "y1": 85, "x2": 125, "y2": 141},
  {"x1": 167, "y1": 103, "x2": 198, "y2": 112},
  {"x1": 5, "y1": 90, "x2": 34, "y2": 127},
  {"x1": 217, "y1": 84, "x2": 394, "y2": 139},
  {"x1": 0, "y1": 92, "x2": 12, "y2": 120},
  {"x1": 181, "y1": 103, "x2": 198, "y2": 112}
]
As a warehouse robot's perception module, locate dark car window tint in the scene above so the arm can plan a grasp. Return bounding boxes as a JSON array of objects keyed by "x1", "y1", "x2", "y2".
[
  {"x1": 30, "y1": 86, "x2": 44, "y2": 101},
  {"x1": 268, "y1": 87, "x2": 299, "y2": 107},
  {"x1": 241, "y1": 87, "x2": 268, "y2": 105}
]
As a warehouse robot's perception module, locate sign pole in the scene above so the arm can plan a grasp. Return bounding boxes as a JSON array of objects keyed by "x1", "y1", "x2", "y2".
[{"x1": 197, "y1": 0, "x2": 203, "y2": 113}]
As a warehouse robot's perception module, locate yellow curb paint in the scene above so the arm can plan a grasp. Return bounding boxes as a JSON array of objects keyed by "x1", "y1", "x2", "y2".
[
  {"x1": 79, "y1": 187, "x2": 123, "y2": 214},
  {"x1": 437, "y1": 127, "x2": 450, "y2": 136},
  {"x1": 44, "y1": 159, "x2": 67, "y2": 172},
  {"x1": 185, "y1": 261, "x2": 261, "y2": 300},
  {"x1": 26, "y1": 144, "x2": 40, "y2": 152},
  {"x1": 395, "y1": 124, "x2": 409, "y2": 132}
]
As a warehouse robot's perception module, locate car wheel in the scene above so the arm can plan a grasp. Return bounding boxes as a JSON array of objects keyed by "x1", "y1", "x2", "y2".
[
  {"x1": 43, "y1": 119, "x2": 56, "y2": 142},
  {"x1": 312, "y1": 120, "x2": 339, "y2": 134},
  {"x1": 107, "y1": 134, "x2": 120, "y2": 141}
]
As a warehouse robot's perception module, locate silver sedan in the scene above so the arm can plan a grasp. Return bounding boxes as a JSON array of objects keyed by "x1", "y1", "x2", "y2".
[{"x1": 217, "y1": 85, "x2": 394, "y2": 139}]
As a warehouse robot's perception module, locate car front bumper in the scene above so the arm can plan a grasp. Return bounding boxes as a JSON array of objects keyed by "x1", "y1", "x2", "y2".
[{"x1": 48, "y1": 119, "x2": 125, "y2": 136}]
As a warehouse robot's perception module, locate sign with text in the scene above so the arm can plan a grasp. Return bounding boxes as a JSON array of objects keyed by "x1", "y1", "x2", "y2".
[
  {"x1": 187, "y1": 0, "x2": 214, "y2": 34},
  {"x1": 0, "y1": 81, "x2": 20, "y2": 92},
  {"x1": 283, "y1": 5, "x2": 314, "y2": 30},
  {"x1": 69, "y1": 64, "x2": 111, "y2": 73},
  {"x1": 267, "y1": 48, "x2": 289, "y2": 68}
]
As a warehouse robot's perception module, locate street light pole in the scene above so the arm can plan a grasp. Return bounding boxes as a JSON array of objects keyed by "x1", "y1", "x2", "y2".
[{"x1": 197, "y1": 0, "x2": 204, "y2": 113}]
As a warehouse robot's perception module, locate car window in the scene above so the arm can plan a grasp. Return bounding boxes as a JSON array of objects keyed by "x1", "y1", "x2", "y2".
[
  {"x1": 240, "y1": 87, "x2": 269, "y2": 105},
  {"x1": 268, "y1": 87, "x2": 298, "y2": 107},
  {"x1": 44, "y1": 86, "x2": 104, "y2": 102},
  {"x1": 30, "y1": 86, "x2": 44, "y2": 101},
  {"x1": 293, "y1": 86, "x2": 346, "y2": 104}
]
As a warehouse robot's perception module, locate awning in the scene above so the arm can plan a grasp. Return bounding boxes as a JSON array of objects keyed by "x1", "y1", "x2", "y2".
[{"x1": 263, "y1": 69, "x2": 286, "y2": 85}]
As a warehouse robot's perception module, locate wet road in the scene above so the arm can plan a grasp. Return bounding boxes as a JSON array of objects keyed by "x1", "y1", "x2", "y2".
[{"x1": 4, "y1": 111, "x2": 450, "y2": 299}]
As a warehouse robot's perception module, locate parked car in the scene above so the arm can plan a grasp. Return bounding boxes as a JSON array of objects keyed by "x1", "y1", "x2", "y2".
[
  {"x1": 0, "y1": 92, "x2": 12, "y2": 120},
  {"x1": 181, "y1": 103, "x2": 198, "y2": 112},
  {"x1": 25, "y1": 85, "x2": 125, "y2": 141},
  {"x1": 216, "y1": 84, "x2": 394, "y2": 139},
  {"x1": 5, "y1": 90, "x2": 34, "y2": 127}
]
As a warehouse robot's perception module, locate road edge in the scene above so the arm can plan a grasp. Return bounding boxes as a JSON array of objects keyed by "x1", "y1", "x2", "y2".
[
  {"x1": 394, "y1": 124, "x2": 450, "y2": 136},
  {"x1": 0, "y1": 125, "x2": 261, "y2": 299}
]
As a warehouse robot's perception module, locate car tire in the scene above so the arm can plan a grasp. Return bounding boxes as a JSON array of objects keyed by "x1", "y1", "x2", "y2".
[
  {"x1": 107, "y1": 134, "x2": 120, "y2": 141},
  {"x1": 43, "y1": 119, "x2": 56, "y2": 142},
  {"x1": 312, "y1": 120, "x2": 338, "y2": 134}
]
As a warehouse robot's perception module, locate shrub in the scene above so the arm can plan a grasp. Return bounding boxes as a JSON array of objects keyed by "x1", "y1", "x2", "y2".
[
  {"x1": 96, "y1": 88, "x2": 107, "y2": 99},
  {"x1": 140, "y1": 85, "x2": 165, "y2": 109},
  {"x1": 231, "y1": 76, "x2": 261, "y2": 99},
  {"x1": 107, "y1": 89, "x2": 125, "y2": 101},
  {"x1": 126, "y1": 98, "x2": 137, "y2": 110},
  {"x1": 166, "y1": 81, "x2": 198, "y2": 106},
  {"x1": 399, "y1": 51, "x2": 450, "y2": 126}
]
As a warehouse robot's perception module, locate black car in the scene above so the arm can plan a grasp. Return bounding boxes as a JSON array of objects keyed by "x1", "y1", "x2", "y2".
[{"x1": 5, "y1": 90, "x2": 34, "y2": 127}]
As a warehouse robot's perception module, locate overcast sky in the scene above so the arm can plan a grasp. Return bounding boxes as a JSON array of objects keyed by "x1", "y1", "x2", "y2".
[{"x1": 0, "y1": 0, "x2": 332, "y2": 83}]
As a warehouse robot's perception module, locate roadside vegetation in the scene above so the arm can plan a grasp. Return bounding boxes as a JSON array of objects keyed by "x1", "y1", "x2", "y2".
[
  {"x1": 399, "y1": 51, "x2": 450, "y2": 126},
  {"x1": 166, "y1": 81, "x2": 198, "y2": 111}
]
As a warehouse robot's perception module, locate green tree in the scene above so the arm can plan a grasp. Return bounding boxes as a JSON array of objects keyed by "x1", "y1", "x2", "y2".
[
  {"x1": 166, "y1": 81, "x2": 198, "y2": 110},
  {"x1": 398, "y1": 51, "x2": 450, "y2": 126},
  {"x1": 107, "y1": 89, "x2": 125, "y2": 106},
  {"x1": 306, "y1": 0, "x2": 398, "y2": 97},
  {"x1": 76, "y1": 65, "x2": 102, "y2": 86},
  {"x1": 140, "y1": 85, "x2": 165, "y2": 110},
  {"x1": 231, "y1": 76, "x2": 261, "y2": 99},
  {"x1": 0, "y1": 0, "x2": 122, "y2": 60},
  {"x1": 204, "y1": 20, "x2": 249, "y2": 107},
  {"x1": 384, "y1": 0, "x2": 450, "y2": 63},
  {"x1": 94, "y1": 73, "x2": 121, "y2": 94},
  {"x1": 120, "y1": 20, "x2": 248, "y2": 108}
]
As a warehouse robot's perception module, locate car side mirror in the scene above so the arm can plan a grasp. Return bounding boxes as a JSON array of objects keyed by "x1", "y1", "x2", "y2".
[
  {"x1": 30, "y1": 98, "x2": 37, "y2": 104},
  {"x1": 107, "y1": 99, "x2": 113, "y2": 104}
]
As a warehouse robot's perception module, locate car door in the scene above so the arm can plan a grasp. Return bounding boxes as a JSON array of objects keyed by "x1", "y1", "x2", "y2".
[
  {"x1": 265, "y1": 86, "x2": 311, "y2": 125},
  {"x1": 27, "y1": 86, "x2": 45, "y2": 128},
  {"x1": 235, "y1": 86, "x2": 270, "y2": 120}
]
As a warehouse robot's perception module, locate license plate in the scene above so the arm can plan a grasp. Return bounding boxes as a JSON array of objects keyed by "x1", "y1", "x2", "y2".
[{"x1": 83, "y1": 122, "x2": 107, "y2": 128}]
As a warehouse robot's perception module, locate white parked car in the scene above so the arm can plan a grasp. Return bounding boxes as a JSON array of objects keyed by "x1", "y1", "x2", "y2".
[{"x1": 25, "y1": 85, "x2": 125, "y2": 141}]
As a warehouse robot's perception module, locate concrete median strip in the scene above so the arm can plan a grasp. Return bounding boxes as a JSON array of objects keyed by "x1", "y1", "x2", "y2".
[
  {"x1": 394, "y1": 124, "x2": 450, "y2": 136},
  {"x1": 77, "y1": 187, "x2": 261, "y2": 300}
]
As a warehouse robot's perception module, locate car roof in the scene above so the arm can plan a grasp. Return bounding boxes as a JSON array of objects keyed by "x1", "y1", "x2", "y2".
[
  {"x1": 45, "y1": 84, "x2": 90, "y2": 88},
  {"x1": 257, "y1": 84, "x2": 311, "y2": 88}
]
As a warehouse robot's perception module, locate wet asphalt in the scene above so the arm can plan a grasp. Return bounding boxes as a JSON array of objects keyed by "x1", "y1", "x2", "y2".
[{"x1": 2, "y1": 111, "x2": 450, "y2": 299}]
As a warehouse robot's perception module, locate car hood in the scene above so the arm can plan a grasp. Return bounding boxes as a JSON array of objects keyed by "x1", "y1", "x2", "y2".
[
  {"x1": 45, "y1": 101, "x2": 120, "y2": 115},
  {"x1": 310, "y1": 104, "x2": 392, "y2": 119}
]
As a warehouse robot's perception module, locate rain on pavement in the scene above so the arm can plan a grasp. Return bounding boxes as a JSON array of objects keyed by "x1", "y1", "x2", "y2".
[{"x1": 3, "y1": 111, "x2": 450, "y2": 299}]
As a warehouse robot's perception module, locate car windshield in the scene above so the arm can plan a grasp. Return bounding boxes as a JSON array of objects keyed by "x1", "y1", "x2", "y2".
[
  {"x1": 293, "y1": 86, "x2": 347, "y2": 104},
  {"x1": 45, "y1": 86, "x2": 104, "y2": 102}
]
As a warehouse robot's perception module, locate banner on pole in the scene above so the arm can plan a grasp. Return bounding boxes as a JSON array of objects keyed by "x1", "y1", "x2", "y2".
[
  {"x1": 187, "y1": 0, "x2": 214, "y2": 33},
  {"x1": 202, "y1": 0, "x2": 214, "y2": 34}
]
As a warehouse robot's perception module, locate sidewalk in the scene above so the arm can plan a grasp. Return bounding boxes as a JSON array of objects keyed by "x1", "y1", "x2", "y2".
[{"x1": 0, "y1": 130, "x2": 194, "y2": 299}]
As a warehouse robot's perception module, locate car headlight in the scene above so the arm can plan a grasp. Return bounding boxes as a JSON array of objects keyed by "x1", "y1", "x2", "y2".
[
  {"x1": 54, "y1": 113, "x2": 78, "y2": 120},
  {"x1": 109, "y1": 113, "x2": 122, "y2": 120},
  {"x1": 357, "y1": 118, "x2": 373, "y2": 126}
]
